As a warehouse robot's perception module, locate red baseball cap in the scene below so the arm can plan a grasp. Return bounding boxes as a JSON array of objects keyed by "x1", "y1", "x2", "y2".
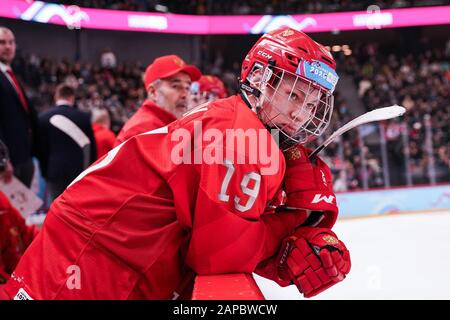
[{"x1": 144, "y1": 54, "x2": 201, "y2": 90}]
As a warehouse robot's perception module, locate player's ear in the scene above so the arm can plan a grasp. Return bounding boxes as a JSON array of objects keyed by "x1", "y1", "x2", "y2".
[
  {"x1": 147, "y1": 80, "x2": 160, "y2": 101},
  {"x1": 247, "y1": 65, "x2": 263, "y2": 87}
]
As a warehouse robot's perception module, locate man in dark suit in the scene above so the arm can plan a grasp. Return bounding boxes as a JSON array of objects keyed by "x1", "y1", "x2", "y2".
[
  {"x1": 38, "y1": 84, "x2": 97, "y2": 200},
  {"x1": 0, "y1": 27, "x2": 39, "y2": 188}
]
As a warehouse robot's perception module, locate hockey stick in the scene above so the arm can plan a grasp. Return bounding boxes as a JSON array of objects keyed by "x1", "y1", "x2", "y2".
[{"x1": 309, "y1": 105, "x2": 406, "y2": 159}]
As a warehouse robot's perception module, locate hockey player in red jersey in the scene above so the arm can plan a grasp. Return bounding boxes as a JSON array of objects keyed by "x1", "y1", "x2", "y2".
[
  {"x1": 0, "y1": 192, "x2": 38, "y2": 284},
  {"x1": 114, "y1": 54, "x2": 201, "y2": 146},
  {"x1": 3, "y1": 27, "x2": 350, "y2": 300},
  {"x1": 189, "y1": 75, "x2": 228, "y2": 108}
]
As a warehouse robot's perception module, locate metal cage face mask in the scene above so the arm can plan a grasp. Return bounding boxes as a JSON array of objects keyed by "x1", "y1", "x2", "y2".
[{"x1": 250, "y1": 60, "x2": 337, "y2": 150}]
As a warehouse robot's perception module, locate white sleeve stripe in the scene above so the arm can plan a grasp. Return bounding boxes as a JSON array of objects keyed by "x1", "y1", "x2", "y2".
[
  {"x1": 68, "y1": 125, "x2": 169, "y2": 188},
  {"x1": 49, "y1": 114, "x2": 90, "y2": 148}
]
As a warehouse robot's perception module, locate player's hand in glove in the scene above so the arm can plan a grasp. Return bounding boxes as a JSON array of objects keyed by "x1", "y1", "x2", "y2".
[
  {"x1": 255, "y1": 146, "x2": 349, "y2": 296},
  {"x1": 282, "y1": 144, "x2": 338, "y2": 228},
  {"x1": 276, "y1": 226, "x2": 351, "y2": 298}
]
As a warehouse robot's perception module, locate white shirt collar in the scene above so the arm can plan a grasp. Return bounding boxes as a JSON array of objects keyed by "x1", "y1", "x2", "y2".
[
  {"x1": 0, "y1": 61, "x2": 11, "y2": 73},
  {"x1": 55, "y1": 99, "x2": 73, "y2": 106}
]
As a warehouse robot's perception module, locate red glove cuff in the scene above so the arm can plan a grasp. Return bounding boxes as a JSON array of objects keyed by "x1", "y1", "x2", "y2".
[{"x1": 283, "y1": 145, "x2": 338, "y2": 228}]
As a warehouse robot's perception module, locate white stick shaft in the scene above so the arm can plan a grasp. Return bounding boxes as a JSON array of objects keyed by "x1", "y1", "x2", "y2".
[{"x1": 309, "y1": 105, "x2": 406, "y2": 159}]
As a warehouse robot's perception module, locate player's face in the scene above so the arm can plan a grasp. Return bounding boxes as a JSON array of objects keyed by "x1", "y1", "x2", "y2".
[
  {"x1": 0, "y1": 29, "x2": 16, "y2": 65},
  {"x1": 260, "y1": 72, "x2": 322, "y2": 136},
  {"x1": 188, "y1": 81, "x2": 201, "y2": 110},
  {"x1": 188, "y1": 86, "x2": 219, "y2": 110},
  {"x1": 151, "y1": 72, "x2": 192, "y2": 119},
  {"x1": 197, "y1": 92, "x2": 218, "y2": 106}
]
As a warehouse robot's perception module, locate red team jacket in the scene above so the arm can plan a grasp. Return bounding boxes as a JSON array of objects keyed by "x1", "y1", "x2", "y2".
[
  {"x1": 0, "y1": 192, "x2": 37, "y2": 286},
  {"x1": 114, "y1": 100, "x2": 177, "y2": 146},
  {"x1": 4, "y1": 95, "x2": 316, "y2": 299},
  {"x1": 92, "y1": 123, "x2": 116, "y2": 160}
]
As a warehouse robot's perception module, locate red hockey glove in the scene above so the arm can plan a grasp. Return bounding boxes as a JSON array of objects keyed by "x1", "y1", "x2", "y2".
[
  {"x1": 277, "y1": 226, "x2": 351, "y2": 298},
  {"x1": 283, "y1": 145, "x2": 338, "y2": 228}
]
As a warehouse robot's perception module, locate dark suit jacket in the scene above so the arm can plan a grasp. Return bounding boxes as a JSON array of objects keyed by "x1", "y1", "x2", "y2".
[
  {"x1": 38, "y1": 105, "x2": 97, "y2": 184},
  {"x1": 0, "y1": 70, "x2": 39, "y2": 166}
]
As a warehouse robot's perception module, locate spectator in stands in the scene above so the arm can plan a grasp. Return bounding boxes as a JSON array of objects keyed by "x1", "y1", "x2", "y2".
[
  {"x1": 100, "y1": 47, "x2": 117, "y2": 69},
  {"x1": 91, "y1": 107, "x2": 116, "y2": 159},
  {"x1": 0, "y1": 27, "x2": 39, "y2": 187},
  {"x1": 115, "y1": 54, "x2": 201, "y2": 145},
  {"x1": 37, "y1": 84, "x2": 97, "y2": 200},
  {"x1": 339, "y1": 39, "x2": 450, "y2": 187}
]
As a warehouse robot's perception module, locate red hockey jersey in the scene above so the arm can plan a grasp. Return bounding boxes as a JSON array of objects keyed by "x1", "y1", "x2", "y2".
[
  {"x1": 0, "y1": 192, "x2": 37, "y2": 284},
  {"x1": 114, "y1": 100, "x2": 177, "y2": 146},
  {"x1": 4, "y1": 95, "x2": 311, "y2": 300},
  {"x1": 92, "y1": 123, "x2": 116, "y2": 160}
]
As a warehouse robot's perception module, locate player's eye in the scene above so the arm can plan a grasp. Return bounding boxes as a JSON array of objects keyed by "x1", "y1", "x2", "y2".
[{"x1": 290, "y1": 93, "x2": 299, "y2": 101}]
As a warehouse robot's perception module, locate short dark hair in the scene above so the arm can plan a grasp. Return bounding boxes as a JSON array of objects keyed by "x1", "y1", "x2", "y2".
[{"x1": 55, "y1": 84, "x2": 76, "y2": 100}]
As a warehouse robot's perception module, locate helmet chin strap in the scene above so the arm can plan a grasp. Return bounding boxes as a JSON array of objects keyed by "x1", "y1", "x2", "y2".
[
  {"x1": 239, "y1": 89, "x2": 253, "y2": 110},
  {"x1": 269, "y1": 127, "x2": 303, "y2": 151},
  {"x1": 238, "y1": 78, "x2": 264, "y2": 111},
  {"x1": 239, "y1": 79, "x2": 261, "y2": 97}
]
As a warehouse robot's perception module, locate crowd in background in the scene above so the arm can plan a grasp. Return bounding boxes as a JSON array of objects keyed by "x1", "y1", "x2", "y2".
[
  {"x1": 339, "y1": 39, "x2": 450, "y2": 188},
  {"x1": 8, "y1": 37, "x2": 450, "y2": 192},
  {"x1": 1, "y1": 2, "x2": 449, "y2": 300},
  {"x1": 45, "y1": 0, "x2": 448, "y2": 15},
  {"x1": 13, "y1": 51, "x2": 146, "y2": 135}
]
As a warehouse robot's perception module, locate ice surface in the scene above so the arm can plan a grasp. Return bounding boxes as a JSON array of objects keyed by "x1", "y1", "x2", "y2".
[{"x1": 255, "y1": 210, "x2": 450, "y2": 300}]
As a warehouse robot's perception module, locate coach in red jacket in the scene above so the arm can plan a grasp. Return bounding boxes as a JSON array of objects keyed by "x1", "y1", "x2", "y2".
[{"x1": 115, "y1": 55, "x2": 201, "y2": 146}]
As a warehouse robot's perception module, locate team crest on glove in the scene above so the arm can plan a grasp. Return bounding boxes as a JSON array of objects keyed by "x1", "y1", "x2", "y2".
[
  {"x1": 322, "y1": 235, "x2": 339, "y2": 245},
  {"x1": 285, "y1": 147, "x2": 302, "y2": 161}
]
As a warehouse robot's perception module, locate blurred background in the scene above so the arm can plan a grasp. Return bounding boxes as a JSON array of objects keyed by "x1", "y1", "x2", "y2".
[
  {"x1": 1, "y1": 0, "x2": 450, "y2": 300},
  {"x1": 0, "y1": 0, "x2": 449, "y2": 216}
]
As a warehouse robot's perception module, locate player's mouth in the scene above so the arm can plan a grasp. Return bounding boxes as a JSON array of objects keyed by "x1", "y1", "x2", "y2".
[{"x1": 278, "y1": 123, "x2": 298, "y2": 135}]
